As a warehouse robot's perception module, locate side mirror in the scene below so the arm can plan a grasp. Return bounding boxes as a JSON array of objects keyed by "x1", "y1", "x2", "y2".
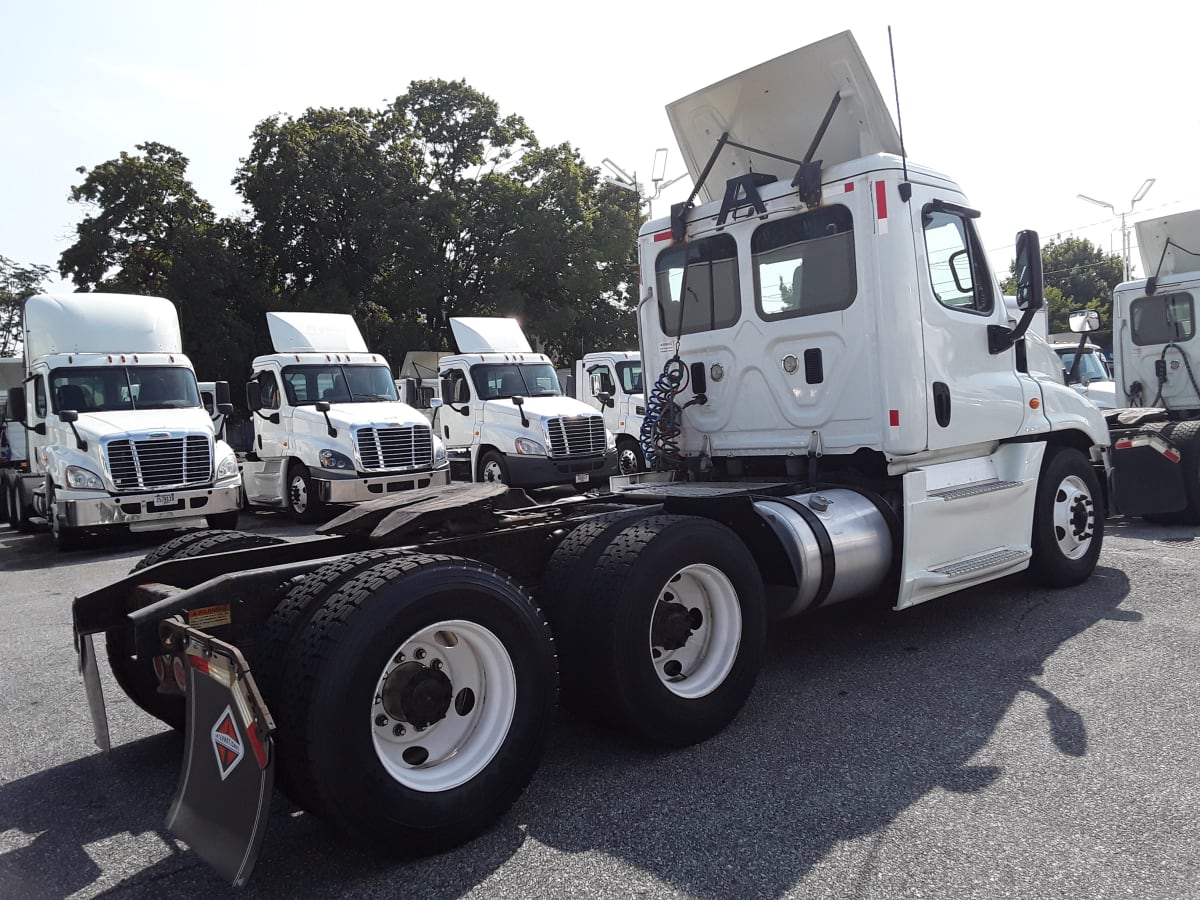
[
  {"x1": 1013, "y1": 230, "x2": 1045, "y2": 311},
  {"x1": 7, "y1": 387, "x2": 26, "y2": 424},
  {"x1": 214, "y1": 380, "x2": 232, "y2": 407},
  {"x1": 429, "y1": 397, "x2": 443, "y2": 409},
  {"x1": 316, "y1": 400, "x2": 331, "y2": 413},
  {"x1": 216, "y1": 403, "x2": 234, "y2": 416},
  {"x1": 1069, "y1": 310, "x2": 1101, "y2": 333},
  {"x1": 596, "y1": 390, "x2": 615, "y2": 409},
  {"x1": 60, "y1": 409, "x2": 78, "y2": 423},
  {"x1": 512, "y1": 395, "x2": 525, "y2": 406},
  {"x1": 245, "y1": 381, "x2": 263, "y2": 412}
]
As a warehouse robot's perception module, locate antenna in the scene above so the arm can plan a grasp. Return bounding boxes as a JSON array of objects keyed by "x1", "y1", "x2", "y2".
[{"x1": 888, "y1": 26, "x2": 911, "y2": 202}]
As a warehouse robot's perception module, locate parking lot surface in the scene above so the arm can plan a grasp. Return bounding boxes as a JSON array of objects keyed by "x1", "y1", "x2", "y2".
[{"x1": 0, "y1": 510, "x2": 1197, "y2": 899}]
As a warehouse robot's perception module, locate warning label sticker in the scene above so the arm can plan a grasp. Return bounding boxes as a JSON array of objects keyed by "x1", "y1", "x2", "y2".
[{"x1": 188, "y1": 605, "x2": 232, "y2": 629}]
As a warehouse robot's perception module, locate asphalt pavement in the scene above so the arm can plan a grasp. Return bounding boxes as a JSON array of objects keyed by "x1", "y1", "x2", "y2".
[{"x1": 0, "y1": 510, "x2": 1197, "y2": 900}]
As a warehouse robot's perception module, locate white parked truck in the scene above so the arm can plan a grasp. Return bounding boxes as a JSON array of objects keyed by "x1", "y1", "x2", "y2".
[
  {"x1": 240, "y1": 312, "x2": 450, "y2": 522},
  {"x1": 1074, "y1": 208, "x2": 1200, "y2": 521},
  {"x1": 1049, "y1": 336, "x2": 1116, "y2": 409},
  {"x1": 70, "y1": 32, "x2": 1117, "y2": 885},
  {"x1": 4, "y1": 293, "x2": 240, "y2": 549},
  {"x1": 567, "y1": 350, "x2": 647, "y2": 475},
  {"x1": 428, "y1": 317, "x2": 618, "y2": 488}
]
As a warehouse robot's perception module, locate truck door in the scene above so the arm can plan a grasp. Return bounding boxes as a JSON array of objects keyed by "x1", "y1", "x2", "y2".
[
  {"x1": 246, "y1": 369, "x2": 286, "y2": 501},
  {"x1": 438, "y1": 367, "x2": 478, "y2": 453},
  {"x1": 908, "y1": 192, "x2": 1026, "y2": 450}
]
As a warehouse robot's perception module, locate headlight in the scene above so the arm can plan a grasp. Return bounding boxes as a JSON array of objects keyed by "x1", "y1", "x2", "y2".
[
  {"x1": 66, "y1": 465, "x2": 104, "y2": 490},
  {"x1": 432, "y1": 435, "x2": 449, "y2": 467},
  {"x1": 514, "y1": 437, "x2": 546, "y2": 456},
  {"x1": 216, "y1": 453, "x2": 240, "y2": 479},
  {"x1": 605, "y1": 428, "x2": 616, "y2": 451},
  {"x1": 319, "y1": 448, "x2": 353, "y2": 469}
]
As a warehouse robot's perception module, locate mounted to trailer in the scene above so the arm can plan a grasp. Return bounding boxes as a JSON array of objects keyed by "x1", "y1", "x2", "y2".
[{"x1": 72, "y1": 31, "x2": 1112, "y2": 885}]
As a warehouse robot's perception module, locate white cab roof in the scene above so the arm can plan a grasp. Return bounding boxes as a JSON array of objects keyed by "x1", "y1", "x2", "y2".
[
  {"x1": 267, "y1": 312, "x2": 368, "y2": 353},
  {"x1": 667, "y1": 30, "x2": 902, "y2": 204},
  {"x1": 1135, "y1": 210, "x2": 1200, "y2": 279},
  {"x1": 449, "y1": 317, "x2": 532, "y2": 354},
  {"x1": 24, "y1": 293, "x2": 182, "y2": 359}
]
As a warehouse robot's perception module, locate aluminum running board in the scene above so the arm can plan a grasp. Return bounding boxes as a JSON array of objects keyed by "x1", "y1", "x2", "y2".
[
  {"x1": 927, "y1": 479, "x2": 1022, "y2": 501},
  {"x1": 930, "y1": 547, "x2": 1029, "y2": 577}
]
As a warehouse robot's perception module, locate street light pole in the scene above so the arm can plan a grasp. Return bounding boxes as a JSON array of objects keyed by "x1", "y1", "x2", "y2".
[{"x1": 1077, "y1": 178, "x2": 1156, "y2": 281}]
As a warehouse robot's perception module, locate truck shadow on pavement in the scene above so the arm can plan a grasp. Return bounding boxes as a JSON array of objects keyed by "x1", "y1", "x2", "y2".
[{"x1": 0, "y1": 566, "x2": 1135, "y2": 899}]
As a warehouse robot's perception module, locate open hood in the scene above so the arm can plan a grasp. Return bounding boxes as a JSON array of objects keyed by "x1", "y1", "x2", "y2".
[
  {"x1": 449, "y1": 318, "x2": 533, "y2": 354},
  {"x1": 1135, "y1": 210, "x2": 1200, "y2": 279},
  {"x1": 667, "y1": 31, "x2": 902, "y2": 204},
  {"x1": 267, "y1": 312, "x2": 368, "y2": 354}
]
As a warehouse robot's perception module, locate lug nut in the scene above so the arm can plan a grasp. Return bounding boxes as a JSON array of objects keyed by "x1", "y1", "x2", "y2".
[
  {"x1": 414, "y1": 648, "x2": 426, "y2": 660},
  {"x1": 375, "y1": 714, "x2": 388, "y2": 726},
  {"x1": 392, "y1": 652, "x2": 405, "y2": 664},
  {"x1": 431, "y1": 659, "x2": 442, "y2": 670},
  {"x1": 393, "y1": 724, "x2": 406, "y2": 737}
]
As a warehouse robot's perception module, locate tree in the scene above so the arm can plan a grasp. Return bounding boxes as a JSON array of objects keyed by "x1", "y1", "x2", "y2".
[
  {"x1": 60, "y1": 142, "x2": 265, "y2": 381},
  {"x1": 0, "y1": 256, "x2": 50, "y2": 357},
  {"x1": 1005, "y1": 236, "x2": 1124, "y2": 342}
]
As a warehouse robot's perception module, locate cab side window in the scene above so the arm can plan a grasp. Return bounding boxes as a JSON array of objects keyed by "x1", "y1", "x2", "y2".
[
  {"x1": 923, "y1": 209, "x2": 994, "y2": 314},
  {"x1": 33, "y1": 376, "x2": 47, "y2": 418},
  {"x1": 258, "y1": 371, "x2": 281, "y2": 410}
]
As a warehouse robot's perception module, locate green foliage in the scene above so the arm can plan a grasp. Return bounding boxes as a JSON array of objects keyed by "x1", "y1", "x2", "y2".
[
  {"x1": 0, "y1": 255, "x2": 51, "y2": 357},
  {"x1": 1005, "y1": 236, "x2": 1124, "y2": 343}
]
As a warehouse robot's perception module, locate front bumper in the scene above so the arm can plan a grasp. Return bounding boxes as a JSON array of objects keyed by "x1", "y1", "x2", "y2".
[
  {"x1": 61, "y1": 483, "x2": 242, "y2": 531},
  {"x1": 506, "y1": 450, "x2": 618, "y2": 489},
  {"x1": 312, "y1": 466, "x2": 451, "y2": 503}
]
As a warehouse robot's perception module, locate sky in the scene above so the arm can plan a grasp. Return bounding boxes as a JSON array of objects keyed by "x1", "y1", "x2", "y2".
[{"x1": 5, "y1": 0, "x2": 1200, "y2": 295}]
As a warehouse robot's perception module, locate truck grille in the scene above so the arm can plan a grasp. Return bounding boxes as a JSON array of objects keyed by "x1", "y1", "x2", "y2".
[
  {"x1": 106, "y1": 435, "x2": 213, "y2": 490},
  {"x1": 356, "y1": 425, "x2": 434, "y2": 471},
  {"x1": 545, "y1": 415, "x2": 606, "y2": 457}
]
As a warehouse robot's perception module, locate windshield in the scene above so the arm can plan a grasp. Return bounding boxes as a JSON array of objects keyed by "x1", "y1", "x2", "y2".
[
  {"x1": 471, "y1": 363, "x2": 562, "y2": 399},
  {"x1": 280, "y1": 365, "x2": 399, "y2": 405},
  {"x1": 1058, "y1": 350, "x2": 1110, "y2": 384},
  {"x1": 49, "y1": 366, "x2": 200, "y2": 412}
]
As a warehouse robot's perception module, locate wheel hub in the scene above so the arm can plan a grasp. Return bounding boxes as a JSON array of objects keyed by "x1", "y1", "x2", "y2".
[
  {"x1": 652, "y1": 601, "x2": 703, "y2": 652},
  {"x1": 1070, "y1": 494, "x2": 1093, "y2": 539},
  {"x1": 381, "y1": 662, "x2": 453, "y2": 729}
]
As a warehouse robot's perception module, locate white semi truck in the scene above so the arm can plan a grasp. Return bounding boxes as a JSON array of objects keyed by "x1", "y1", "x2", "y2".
[
  {"x1": 428, "y1": 317, "x2": 617, "y2": 489},
  {"x1": 567, "y1": 350, "x2": 647, "y2": 475},
  {"x1": 1073, "y1": 208, "x2": 1200, "y2": 521},
  {"x1": 240, "y1": 312, "x2": 450, "y2": 522},
  {"x1": 3, "y1": 293, "x2": 240, "y2": 549},
  {"x1": 70, "y1": 32, "x2": 1118, "y2": 884}
]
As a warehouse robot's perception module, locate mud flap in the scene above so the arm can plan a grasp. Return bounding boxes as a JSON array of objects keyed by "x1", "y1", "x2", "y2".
[
  {"x1": 162, "y1": 621, "x2": 275, "y2": 887},
  {"x1": 1111, "y1": 431, "x2": 1186, "y2": 516}
]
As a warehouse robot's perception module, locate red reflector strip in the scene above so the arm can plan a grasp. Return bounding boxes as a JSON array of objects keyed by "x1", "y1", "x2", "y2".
[
  {"x1": 844, "y1": 182, "x2": 854, "y2": 192},
  {"x1": 653, "y1": 230, "x2": 673, "y2": 242},
  {"x1": 1165, "y1": 448, "x2": 1182, "y2": 462},
  {"x1": 1113, "y1": 433, "x2": 1181, "y2": 461},
  {"x1": 1114, "y1": 438, "x2": 1133, "y2": 449},
  {"x1": 247, "y1": 724, "x2": 269, "y2": 769},
  {"x1": 875, "y1": 181, "x2": 888, "y2": 220},
  {"x1": 190, "y1": 655, "x2": 211, "y2": 675},
  {"x1": 889, "y1": 409, "x2": 900, "y2": 426}
]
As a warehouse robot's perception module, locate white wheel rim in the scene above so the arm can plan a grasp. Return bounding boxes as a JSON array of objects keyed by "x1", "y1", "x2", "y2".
[
  {"x1": 290, "y1": 475, "x2": 308, "y2": 513},
  {"x1": 482, "y1": 460, "x2": 505, "y2": 484},
  {"x1": 647, "y1": 563, "x2": 742, "y2": 699},
  {"x1": 370, "y1": 619, "x2": 516, "y2": 792},
  {"x1": 1052, "y1": 474, "x2": 1095, "y2": 560},
  {"x1": 619, "y1": 447, "x2": 640, "y2": 474}
]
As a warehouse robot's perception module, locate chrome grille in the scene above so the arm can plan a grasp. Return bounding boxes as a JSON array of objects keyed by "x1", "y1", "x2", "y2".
[
  {"x1": 356, "y1": 425, "x2": 434, "y2": 471},
  {"x1": 106, "y1": 435, "x2": 213, "y2": 490},
  {"x1": 545, "y1": 415, "x2": 606, "y2": 457}
]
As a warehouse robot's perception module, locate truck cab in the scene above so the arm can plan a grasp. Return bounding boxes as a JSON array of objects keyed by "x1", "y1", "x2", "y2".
[
  {"x1": 431, "y1": 317, "x2": 618, "y2": 489},
  {"x1": 4, "y1": 294, "x2": 241, "y2": 548},
  {"x1": 570, "y1": 351, "x2": 646, "y2": 474},
  {"x1": 241, "y1": 312, "x2": 450, "y2": 522}
]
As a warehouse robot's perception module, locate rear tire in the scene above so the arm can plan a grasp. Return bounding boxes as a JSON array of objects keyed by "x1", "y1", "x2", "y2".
[
  {"x1": 274, "y1": 554, "x2": 557, "y2": 854},
  {"x1": 107, "y1": 529, "x2": 287, "y2": 729},
  {"x1": 1029, "y1": 447, "x2": 1103, "y2": 587},
  {"x1": 10, "y1": 478, "x2": 35, "y2": 533},
  {"x1": 616, "y1": 438, "x2": 645, "y2": 475},
  {"x1": 47, "y1": 480, "x2": 83, "y2": 551},
  {"x1": 555, "y1": 514, "x2": 766, "y2": 747}
]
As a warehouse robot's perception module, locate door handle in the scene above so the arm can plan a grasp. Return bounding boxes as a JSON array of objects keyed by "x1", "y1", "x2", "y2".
[{"x1": 932, "y1": 382, "x2": 952, "y2": 427}]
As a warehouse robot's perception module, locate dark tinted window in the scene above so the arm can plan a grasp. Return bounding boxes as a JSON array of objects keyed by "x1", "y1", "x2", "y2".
[
  {"x1": 752, "y1": 205, "x2": 856, "y2": 320},
  {"x1": 655, "y1": 234, "x2": 740, "y2": 336},
  {"x1": 1131, "y1": 292, "x2": 1194, "y2": 346}
]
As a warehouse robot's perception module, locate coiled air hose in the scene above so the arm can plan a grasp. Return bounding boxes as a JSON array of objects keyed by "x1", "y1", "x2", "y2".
[
  {"x1": 1150, "y1": 342, "x2": 1200, "y2": 409},
  {"x1": 639, "y1": 356, "x2": 689, "y2": 470}
]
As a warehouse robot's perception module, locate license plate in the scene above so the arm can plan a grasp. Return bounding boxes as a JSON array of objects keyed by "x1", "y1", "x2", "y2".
[
  {"x1": 574, "y1": 474, "x2": 590, "y2": 484},
  {"x1": 155, "y1": 492, "x2": 177, "y2": 507}
]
